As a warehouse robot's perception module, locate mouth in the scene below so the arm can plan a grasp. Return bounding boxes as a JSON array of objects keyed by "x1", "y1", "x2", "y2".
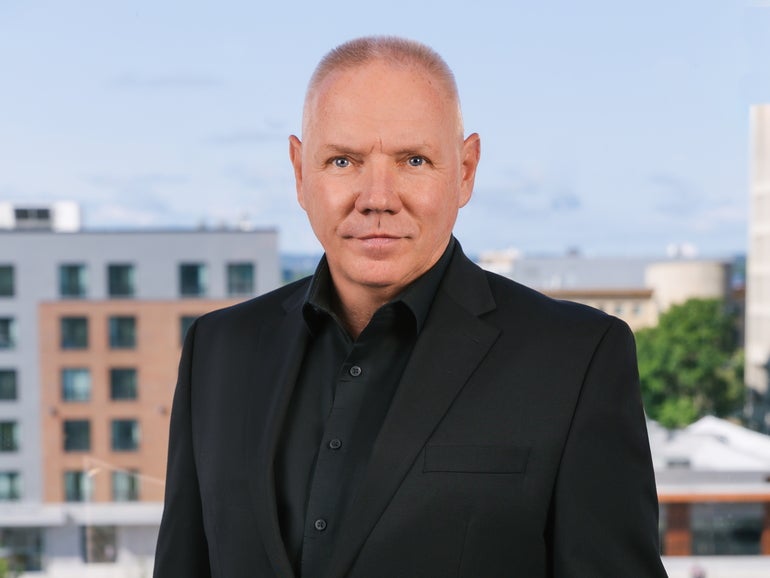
[
  {"x1": 356, "y1": 234, "x2": 400, "y2": 240},
  {"x1": 348, "y1": 234, "x2": 404, "y2": 251}
]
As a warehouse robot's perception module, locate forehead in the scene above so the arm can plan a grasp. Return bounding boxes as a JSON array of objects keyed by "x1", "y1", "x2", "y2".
[{"x1": 303, "y1": 60, "x2": 459, "y2": 137}]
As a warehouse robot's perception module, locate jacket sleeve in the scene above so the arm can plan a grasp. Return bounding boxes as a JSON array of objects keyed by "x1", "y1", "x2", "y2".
[
  {"x1": 550, "y1": 318, "x2": 668, "y2": 577},
  {"x1": 154, "y1": 320, "x2": 212, "y2": 578}
]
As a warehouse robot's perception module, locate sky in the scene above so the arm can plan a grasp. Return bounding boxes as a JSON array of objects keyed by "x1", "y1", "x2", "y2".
[{"x1": 1, "y1": 0, "x2": 769, "y2": 257}]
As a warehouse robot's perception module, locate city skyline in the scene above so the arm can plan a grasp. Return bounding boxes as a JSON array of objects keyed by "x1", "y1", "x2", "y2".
[{"x1": 1, "y1": 0, "x2": 769, "y2": 257}]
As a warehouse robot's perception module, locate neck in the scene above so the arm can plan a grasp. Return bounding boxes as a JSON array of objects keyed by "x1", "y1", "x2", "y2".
[{"x1": 330, "y1": 282, "x2": 399, "y2": 339}]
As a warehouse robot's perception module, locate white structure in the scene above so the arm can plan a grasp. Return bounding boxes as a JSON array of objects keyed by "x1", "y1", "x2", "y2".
[
  {"x1": 0, "y1": 201, "x2": 81, "y2": 232},
  {"x1": 650, "y1": 416, "x2": 770, "y2": 472},
  {"x1": 746, "y1": 104, "x2": 770, "y2": 429}
]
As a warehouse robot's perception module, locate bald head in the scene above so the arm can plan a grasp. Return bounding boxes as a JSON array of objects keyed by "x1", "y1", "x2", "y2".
[{"x1": 302, "y1": 36, "x2": 464, "y2": 137}]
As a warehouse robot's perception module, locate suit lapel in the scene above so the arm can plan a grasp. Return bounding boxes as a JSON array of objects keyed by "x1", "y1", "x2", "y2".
[
  {"x1": 247, "y1": 285, "x2": 309, "y2": 578},
  {"x1": 325, "y1": 249, "x2": 500, "y2": 577}
]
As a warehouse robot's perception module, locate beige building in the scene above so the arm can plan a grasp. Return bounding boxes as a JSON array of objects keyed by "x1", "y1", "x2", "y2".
[
  {"x1": 478, "y1": 252, "x2": 733, "y2": 332},
  {"x1": 746, "y1": 104, "x2": 770, "y2": 429}
]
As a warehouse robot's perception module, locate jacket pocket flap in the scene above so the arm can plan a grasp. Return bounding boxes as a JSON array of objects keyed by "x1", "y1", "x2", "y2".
[{"x1": 423, "y1": 445, "x2": 530, "y2": 473}]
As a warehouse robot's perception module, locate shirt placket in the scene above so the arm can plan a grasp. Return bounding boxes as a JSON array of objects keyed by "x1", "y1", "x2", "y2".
[{"x1": 300, "y1": 346, "x2": 370, "y2": 577}]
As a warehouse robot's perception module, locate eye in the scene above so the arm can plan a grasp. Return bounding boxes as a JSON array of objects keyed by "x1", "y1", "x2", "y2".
[
  {"x1": 333, "y1": 157, "x2": 350, "y2": 168},
  {"x1": 407, "y1": 156, "x2": 426, "y2": 167}
]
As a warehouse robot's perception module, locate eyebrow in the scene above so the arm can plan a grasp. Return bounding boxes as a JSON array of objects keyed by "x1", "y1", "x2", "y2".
[{"x1": 320, "y1": 143, "x2": 435, "y2": 156}]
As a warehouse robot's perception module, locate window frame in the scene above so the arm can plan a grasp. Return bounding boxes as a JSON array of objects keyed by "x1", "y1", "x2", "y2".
[
  {"x1": 59, "y1": 263, "x2": 88, "y2": 298},
  {"x1": 0, "y1": 369, "x2": 17, "y2": 401},
  {"x1": 63, "y1": 419, "x2": 91, "y2": 452},
  {"x1": 108, "y1": 316, "x2": 136, "y2": 349},
  {"x1": 109, "y1": 368, "x2": 138, "y2": 400},
  {"x1": 226, "y1": 262, "x2": 255, "y2": 296},
  {"x1": 179, "y1": 263, "x2": 208, "y2": 297},
  {"x1": 111, "y1": 419, "x2": 140, "y2": 452},
  {"x1": 111, "y1": 470, "x2": 140, "y2": 502},
  {"x1": 60, "y1": 316, "x2": 89, "y2": 350},
  {"x1": 0, "y1": 265, "x2": 14, "y2": 297},
  {"x1": 61, "y1": 368, "x2": 91, "y2": 402},
  {"x1": 0, "y1": 317, "x2": 17, "y2": 349},
  {"x1": 107, "y1": 263, "x2": 135, "y2": 298},
  {"x1": 0, "y1": 471, "x2": 22, "y2": 501},
  {"x1": 64, "y1": 470, "x2": 93, "y2": 502},
  {"x1": 0, "y1": 421, "x2": 19, "y2": 452}
]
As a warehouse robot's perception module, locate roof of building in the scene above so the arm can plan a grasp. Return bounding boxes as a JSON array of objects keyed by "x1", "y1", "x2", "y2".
[{"x1": 649, "y1": 416, "x2": 770, "y2": 473}]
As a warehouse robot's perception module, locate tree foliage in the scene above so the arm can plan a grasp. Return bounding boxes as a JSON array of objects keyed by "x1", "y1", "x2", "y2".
[{"x1": 635, "y1": 298, "x2": 743, "y2": 429}]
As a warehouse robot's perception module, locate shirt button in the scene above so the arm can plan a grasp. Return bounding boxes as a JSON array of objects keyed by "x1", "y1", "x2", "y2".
[
  {"x1": 314, "y1": 518, "x2": 327, "y2": 532},
  {"x1": 349, "y1": 365, "x2": 362, "y2": 377},
  {"x1": 328, "y1": 438, "x2": 342, "y2": 450}
]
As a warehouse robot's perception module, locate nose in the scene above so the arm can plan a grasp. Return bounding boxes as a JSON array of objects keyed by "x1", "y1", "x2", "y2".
[{"x1": 354, "y1": 161, "x2": 402, "y2": 214}]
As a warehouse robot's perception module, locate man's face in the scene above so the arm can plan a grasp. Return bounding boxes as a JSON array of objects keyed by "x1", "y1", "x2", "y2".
[{"x1": 290, "y1": 60, "x2": 480, "y2": 301}]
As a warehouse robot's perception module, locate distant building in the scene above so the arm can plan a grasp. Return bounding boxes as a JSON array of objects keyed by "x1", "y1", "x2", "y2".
[
  {"x1": 476, "y1": 251, "x2": 733, "y2": 331},
  {"x1": 650, "y1": 417, "x2": 770, "y2": 558},
  {"x1": 746, "y1": 104, "x2": 770, "y2": 431},
  {"x1": 0, "y1": 203, "x2": 280, "y2": 575}
]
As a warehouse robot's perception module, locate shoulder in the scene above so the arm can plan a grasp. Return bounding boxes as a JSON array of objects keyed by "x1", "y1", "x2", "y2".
[
  {"x1": 444, "y1": 243, "x2": 626, "y2": 340},
  {"x1": 481, "y1": 267, "x2": 628, "y2": 340}
]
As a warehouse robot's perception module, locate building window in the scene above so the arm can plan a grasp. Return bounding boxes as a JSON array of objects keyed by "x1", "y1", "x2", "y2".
[
  {"x1": 62, "y1": 368, "x2": 91, "y2": 402},
  {"x1": 64, "y1": 470, "x2": 93, "y2": 502},
  {"x1": 179, "y1": 263, "x2": 207, "y2": 297},
  {"x1": 59, "y1": 264, "x2": 88, "y2": 298},
  {"x1": 180, "y1": 315, "x2": 196, "y2": 345},
  {"x1": 227, "y1": 263, "x2": 254, "y2": 296},
  {"x1": 0, "y1": 471, "x2": 22, "y2": 501},
  {"x1": 61, "y1": 317, "x2": 88, "y2": 349},
  {"x1": 0, "y1": 421, "x2": 19, "y2": 452},
  {"x1": 0, "y1": 265, "x2": 14, "y2": 297},
  {"x1": 112, "y1": 470, "x2": 140, "y2": 502},
  {"x1": 81, "y1": 525, "x2": 117, "y2": 563},
  {"x1": 0, "y1": 317, "x2": 17, "y2": 349},
  {"x1": 111, "y1": 419, "x2": 139, "y2": 451},
  {"x1": 0, "y1": 369, "x2": 17, "y2": 401},
  {"x1": 107, "y1": 264, "x2": 135, "y2": 298},
  {"x1": 110, "y1": 368, "x2": 137, "y2": 400},
  {"x1": 63, "y1": 420, "x2": 90, "y2": 452},
  {"x1": 108, "y1": 316, "x2": 136, "y2": 349}
]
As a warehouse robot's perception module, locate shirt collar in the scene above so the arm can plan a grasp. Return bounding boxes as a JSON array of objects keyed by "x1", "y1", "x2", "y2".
[{"x1": 302, "y1": 238, "x2": 456, "y2": 336}]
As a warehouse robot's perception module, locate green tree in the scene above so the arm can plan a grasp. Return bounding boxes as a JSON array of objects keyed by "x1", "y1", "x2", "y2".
[{"x1": 635, "y1": 298, "x2": 744, "y2": 429}]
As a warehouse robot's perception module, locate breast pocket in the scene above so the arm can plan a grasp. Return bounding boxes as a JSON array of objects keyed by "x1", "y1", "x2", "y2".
[{"x1": 423, "y1": 445, "x2": 530, "y2": 474}]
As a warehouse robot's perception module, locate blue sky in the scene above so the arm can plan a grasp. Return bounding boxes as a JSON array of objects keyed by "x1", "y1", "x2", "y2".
[{"x1": 1, "y1": 0, "x2": 768, "y2": 256}]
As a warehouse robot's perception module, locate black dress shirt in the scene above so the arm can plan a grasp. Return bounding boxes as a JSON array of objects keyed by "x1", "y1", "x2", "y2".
[{"x1": 274, "y1": 240, "x2": 455, "y2": 578}]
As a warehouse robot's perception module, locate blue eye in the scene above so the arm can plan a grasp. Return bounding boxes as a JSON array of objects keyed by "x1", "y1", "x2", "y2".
[
  {"x1": 408, "y1": 156, "x2": 425, "y2": 167},
  {"x1": 333, "y1": 158, "x2": 350, "y2": 168}
]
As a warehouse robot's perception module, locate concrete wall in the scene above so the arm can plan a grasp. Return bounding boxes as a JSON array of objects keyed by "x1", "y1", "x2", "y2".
[{"x1": 747, "y1": 105, "x2": 770, "y2": 402}]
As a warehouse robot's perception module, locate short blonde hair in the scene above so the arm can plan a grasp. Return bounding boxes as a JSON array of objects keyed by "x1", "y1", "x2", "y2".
[{"x1": 303, "y1": 36, "x2": 463, "y2": 134}]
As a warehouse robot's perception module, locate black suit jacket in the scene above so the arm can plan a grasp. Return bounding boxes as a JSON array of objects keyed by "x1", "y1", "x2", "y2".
[{"x1": 154, "y1": 245, "x2": 667, "y2": 577}]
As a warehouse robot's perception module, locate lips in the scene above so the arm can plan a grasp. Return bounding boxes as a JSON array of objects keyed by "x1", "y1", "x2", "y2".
[
  {"x1": 357, "y1": 234, "x2": 400, "y2": 240},
  {"x1": 350, "y1": 235, "x2": 404, "y2": 252}
]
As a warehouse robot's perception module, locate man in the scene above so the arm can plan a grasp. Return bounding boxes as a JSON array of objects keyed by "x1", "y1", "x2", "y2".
[{"x1": 154, "y1": 36, "x2": 667, "y2": 577}]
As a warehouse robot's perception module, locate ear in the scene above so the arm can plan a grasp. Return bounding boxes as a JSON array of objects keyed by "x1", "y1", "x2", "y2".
[
  {"x1": 288, "y1": 135, "x2": 306, "y2": 209},
  {"x1": 458, "y1": 133, "x2": 480, "y2": 208}
]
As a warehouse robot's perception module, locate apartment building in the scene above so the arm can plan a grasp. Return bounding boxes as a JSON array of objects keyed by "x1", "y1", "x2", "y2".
[{"x1": 0, "y1": 203, "x2": 280, "y2": 575}]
